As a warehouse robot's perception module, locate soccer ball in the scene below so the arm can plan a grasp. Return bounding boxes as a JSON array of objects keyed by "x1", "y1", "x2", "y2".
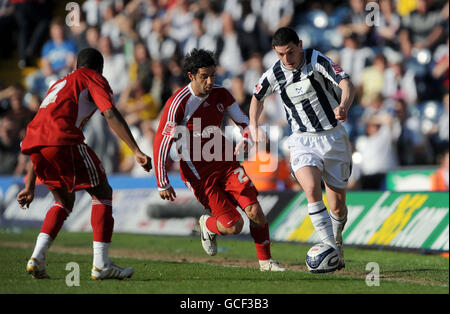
[{"x1": 305, "y1": 243, "x2": 339, "y2": 273}]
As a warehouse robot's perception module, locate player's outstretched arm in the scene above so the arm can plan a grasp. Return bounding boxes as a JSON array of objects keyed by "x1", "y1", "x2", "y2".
[
  {"x1": 103, "y1": 107, "x2": 152, "y2": 172},
  {"x1": 249, "y1": 95, "x2": 267, "y2": 143},
  {"x1": 224, "y1": 102, "x2": 252, "y2": 156},
  {"x1": 153, "y1": 91, "x2": 185, "y2": 198},
  {"x1": 17, "y1": 160, "x2": 36, "y2": 209},
  {"x1": 335, "y1": 78, "x2": 356, "y2": 122}
]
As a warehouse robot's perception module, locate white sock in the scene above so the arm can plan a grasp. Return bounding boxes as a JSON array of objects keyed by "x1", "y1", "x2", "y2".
[
  {"x1": 31, "y1": 233, "x2": 53, "y2": 262},
  {"x1": 330, "y1": 209, "x2": 347, "y2": 245},
  {"x1": 308, "y1": 201, "x2": 337, "y2": 250},
  {"x1": 93, "y1": 241, "x2": 111, "y2": 269}
]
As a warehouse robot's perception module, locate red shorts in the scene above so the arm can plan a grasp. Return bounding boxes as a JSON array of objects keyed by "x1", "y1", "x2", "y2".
[
  {"x1": 30, "y1": 143, "x2": 106, "y2": 192},
  {"x1": 186, "y1": 164, "x2": 259, "y2": 228}
]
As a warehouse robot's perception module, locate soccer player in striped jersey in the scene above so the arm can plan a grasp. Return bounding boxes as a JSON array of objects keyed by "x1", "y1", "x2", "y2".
[
  {"x1": 153, "y1": 49, "x2": 285, "y2": 271},
  {"x1": 16, "y1": 48, "x2": 152, "y2": 280},
  {"x1": 249, "y1": 27, "x2": 356, "y2": 269}
]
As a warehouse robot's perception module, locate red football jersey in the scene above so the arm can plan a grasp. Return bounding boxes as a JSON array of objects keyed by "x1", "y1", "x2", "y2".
[
  {"x1": 153, "y1": 84, "x2": 249, "y2": 189},
  {"x1": 21, "y1": 68, "x2": 115, "y2": 154}
]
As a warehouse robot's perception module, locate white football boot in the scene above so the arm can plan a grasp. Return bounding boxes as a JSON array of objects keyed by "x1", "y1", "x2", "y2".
[
  {"x1": 26, "y1": 257, "x2": 50, "y2": 279},
  {"x1": 91, "y1": 262, "x2": 134, "y2": 280},
  {"x1": 259, "y1": 259, "x2": 287, "y2": 272},
  {"x1": 198, "y1": 215, "x2": 217, "y2": 256}
]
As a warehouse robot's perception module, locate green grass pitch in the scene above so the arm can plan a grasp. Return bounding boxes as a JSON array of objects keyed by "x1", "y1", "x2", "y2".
[{"x1": 0, "y1": 228, "x2": 448, "y2": 294}]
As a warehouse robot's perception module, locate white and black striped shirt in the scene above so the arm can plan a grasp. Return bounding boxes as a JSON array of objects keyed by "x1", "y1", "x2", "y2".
[{"x1": 254, "y1": 48, "x2": 349, "y2": 133}]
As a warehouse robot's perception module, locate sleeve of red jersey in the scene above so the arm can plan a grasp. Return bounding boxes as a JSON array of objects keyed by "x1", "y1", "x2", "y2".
[
  {"x1": 223, "y1": 88, "x2": 250, "y2": 139},
  {"x1": 86, "y1": 71, "x2": 115, "y2": 113},
  {"x1": 153, "y1": 93, "x2": 185, "y2": 190}
]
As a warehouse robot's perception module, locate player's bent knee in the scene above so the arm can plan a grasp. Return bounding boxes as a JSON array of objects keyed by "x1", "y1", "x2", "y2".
[
  {"x1": 230, "y1": 221, "x2": 243, "y2": 235},
  {"x1": 244, "y1": 203, "x2": 266, "y2": 226},
  {"x1": 223, "y1": 218, "x2": 244, "y2": 235},
  {"x1": 244, "y1": 203, "x2": 258, "y2": 220}
]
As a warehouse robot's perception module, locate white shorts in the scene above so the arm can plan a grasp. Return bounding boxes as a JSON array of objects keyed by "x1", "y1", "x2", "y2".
[{"x1": 288, "y1": 124, "x2": 352, "y2": 189}]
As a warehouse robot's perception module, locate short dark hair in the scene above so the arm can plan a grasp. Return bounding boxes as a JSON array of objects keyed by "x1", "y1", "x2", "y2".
[
  {"x1": 182, "y1": 49, "x2": 217, "y2": 76},
  {"x1": 272, "y1": 27, "x2": 300, "y2": 47},
  {"x1": 76, "y1": 48, "x2": 104, "y2": 72}
]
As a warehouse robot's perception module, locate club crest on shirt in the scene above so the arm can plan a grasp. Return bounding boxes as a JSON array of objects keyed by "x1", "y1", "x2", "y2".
[{"x1": 216, "y1": 103, "x2": 224, "y2": 113}]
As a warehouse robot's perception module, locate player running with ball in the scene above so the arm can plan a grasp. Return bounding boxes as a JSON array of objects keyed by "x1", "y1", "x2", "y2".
[
  {"x1": 153, "y1": 49, "x2": 285, "y2": 271},
  {"x1": 17, "y1": 48, "x2": 152, "y2": 280},
  {"x1": 249, "y1": 27, "x2": 356, "y2": 269}
]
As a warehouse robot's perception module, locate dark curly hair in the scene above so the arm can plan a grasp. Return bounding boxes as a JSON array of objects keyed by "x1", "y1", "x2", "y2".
[
  {"x1": 182, "y1": 49, "x2": 217, "y2": 77},
  {"x1": 272, "y1": 27, "x2": 300, "y2": 47}
]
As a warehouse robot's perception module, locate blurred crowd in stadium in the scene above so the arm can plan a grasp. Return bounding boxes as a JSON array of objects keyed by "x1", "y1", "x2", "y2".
[{"x1": 0, "y1": 0, "x2": 448, "y2": 191}]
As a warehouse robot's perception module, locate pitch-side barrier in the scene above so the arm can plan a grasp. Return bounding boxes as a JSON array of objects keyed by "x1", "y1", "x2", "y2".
[{"x1": 0, "y1": 175, "x2": 447, "y2": 252}]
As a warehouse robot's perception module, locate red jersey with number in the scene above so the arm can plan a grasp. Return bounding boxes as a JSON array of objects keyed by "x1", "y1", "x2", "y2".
[
  {"x1": 21, "y1": 68, "x2": 115, "y2": 155},
  {"x1": 153, "y1": 84, "x2": 250, "y2": 189}
]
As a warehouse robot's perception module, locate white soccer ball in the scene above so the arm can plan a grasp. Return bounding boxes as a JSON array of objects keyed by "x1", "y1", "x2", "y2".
[{"x1": 305, "y1": 243, "x2": 339, "y2": 273}]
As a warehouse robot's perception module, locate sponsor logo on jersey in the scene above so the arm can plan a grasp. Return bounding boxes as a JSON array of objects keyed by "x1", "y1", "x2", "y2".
[
  {"x1": 295, "y1": 87, "x2": 304, "y2": 95},
  {"x1": 216, "y1": 103, "x2": 224, "y2": 113}
]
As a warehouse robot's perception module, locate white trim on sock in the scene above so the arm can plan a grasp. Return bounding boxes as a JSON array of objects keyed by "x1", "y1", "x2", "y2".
[
  {"x1": 93, "y1": 241, "x2": 111, "y2": 269},
  {"x1": 31, "y1": 232, "x2": 53, "y2": 261},
  {"x1": 307, "y1": 200, "x2": 326, "y2": 214},
  {"x1": 307, "y1": 201, "x2": 337, "y2": 250}
]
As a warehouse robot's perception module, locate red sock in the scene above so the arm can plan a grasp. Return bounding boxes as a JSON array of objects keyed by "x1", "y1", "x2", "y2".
[
  {"x1": 250, "y1": 223, "x2": 271, "y2": 260},
  {"x1": 91, "y1": 199, "x2": 114, "y2": 243},
  {"x1": 205, "y1": 216, "x2": 221, "y2": 235},
  {"x1": 41, "y1": 202, "x2": 72, "y2": 239}
]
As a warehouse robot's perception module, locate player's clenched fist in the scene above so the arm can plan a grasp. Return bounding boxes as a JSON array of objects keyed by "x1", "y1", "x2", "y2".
[
  {"x1": 334, "y1": 105, "x2": 348, "y2": 122},
  {"x1": 135, "y1": 151, "x2": 152, "y2": 172},
  {"x1": 17, "y1": 188, "x2": 34, "y2": 209},
  {"x1": 159, "y1": 186, "x2": 176, "y2": 201}
]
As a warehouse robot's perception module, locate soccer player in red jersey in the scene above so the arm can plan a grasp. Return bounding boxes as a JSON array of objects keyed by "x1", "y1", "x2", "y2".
[
  {"x1": 153, "y1": 49, "x2": 285, "y2": 271},
  {"x1": 17, "y1": 48, "x2": 152, "y2": 280}
]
